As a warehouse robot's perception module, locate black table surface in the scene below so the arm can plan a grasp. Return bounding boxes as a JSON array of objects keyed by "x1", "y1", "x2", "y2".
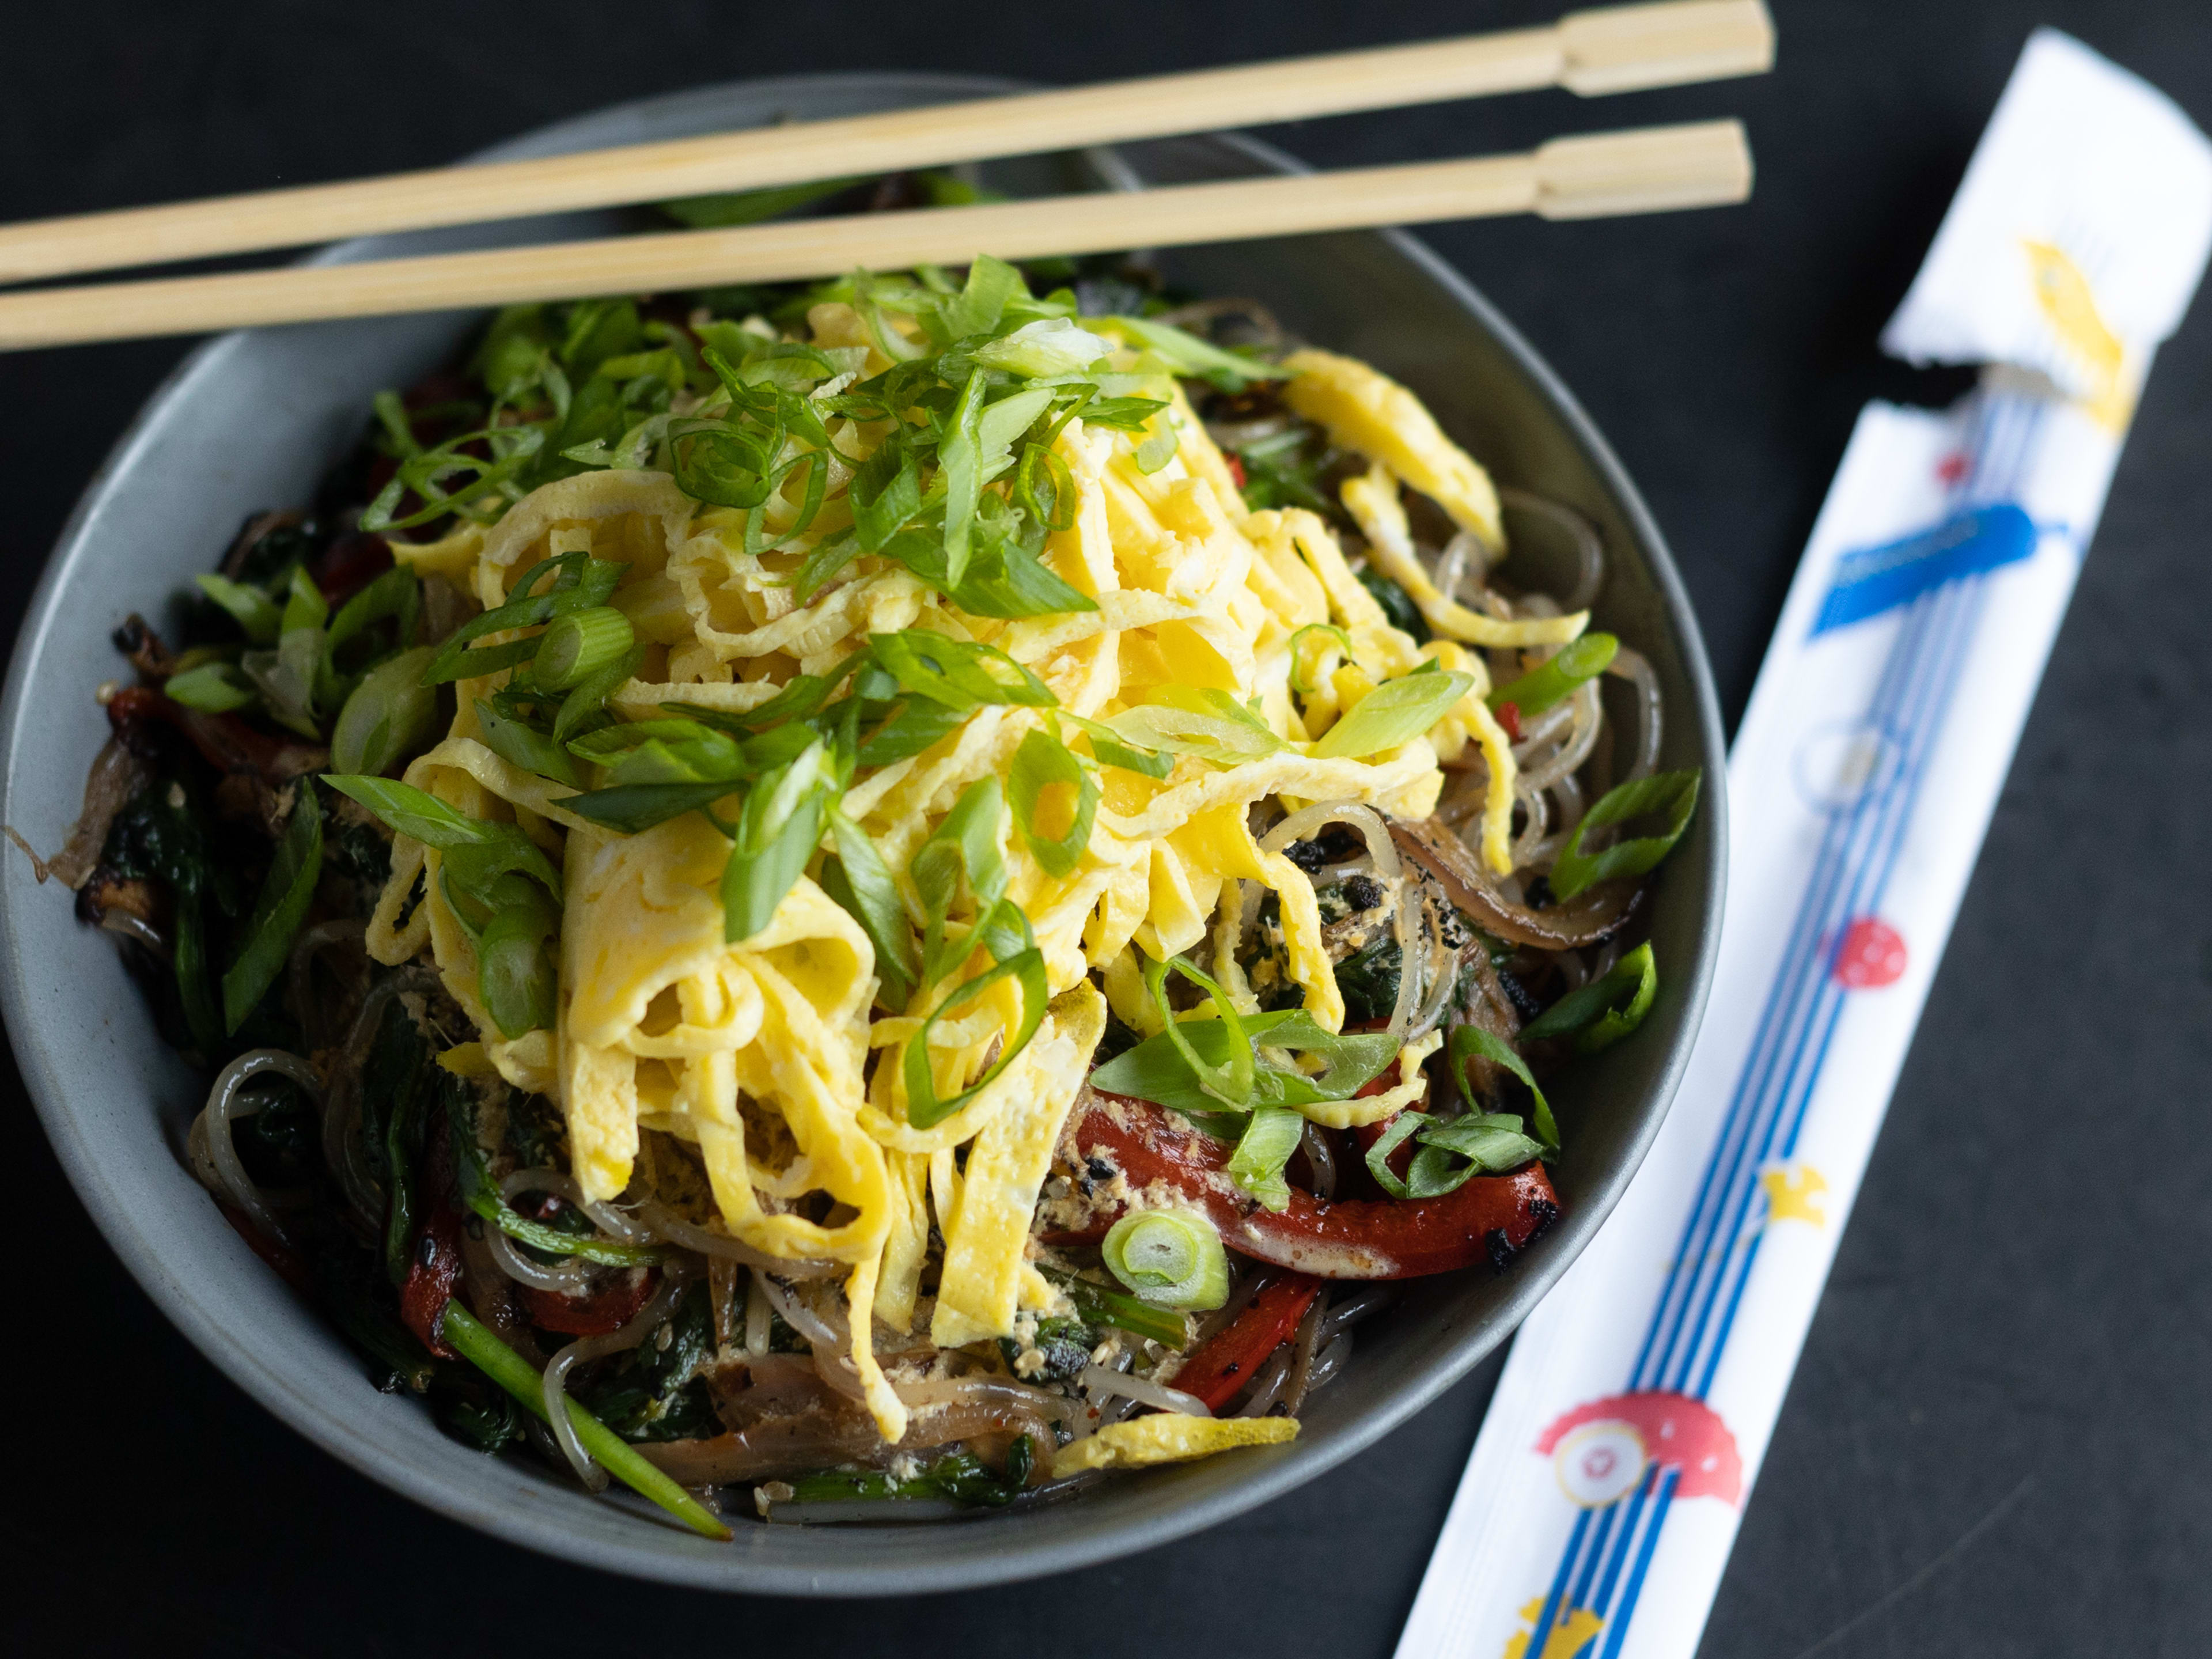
[{"x1": 5, "y1": 3, "x2": 2208, "y2": 1654}]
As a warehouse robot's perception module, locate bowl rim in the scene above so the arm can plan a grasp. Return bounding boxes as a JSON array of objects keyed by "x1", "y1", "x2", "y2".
[{"x1": 0, "y1": 69, "x2": 1726, "y2": 1594}]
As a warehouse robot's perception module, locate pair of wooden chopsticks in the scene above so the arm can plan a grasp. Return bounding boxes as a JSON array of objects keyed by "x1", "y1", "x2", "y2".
[{"x1": 0, "y1": 0, "x2": 1772, "y2": 353}]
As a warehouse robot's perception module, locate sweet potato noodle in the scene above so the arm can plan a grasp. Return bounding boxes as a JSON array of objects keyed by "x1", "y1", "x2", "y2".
[{"x1": 44, "y1": 239, "x2": 1697, "y2": 1533}]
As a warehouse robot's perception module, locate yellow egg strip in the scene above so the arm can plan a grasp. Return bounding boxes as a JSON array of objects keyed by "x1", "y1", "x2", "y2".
[
  {"x1": 1279, "y1": 346, "x2": 1505, "y2": 547},
  {"x1": 1051, "y1": 1412, "x2": 1299, "y2": 1477},
  {"x1": 873, "y1": 1149, "x2": 932, "y2": 1332},
  {"x1": 1096, "y1": 746, "x2": 1442, "y2": 844},
  {"x1": 365, "y1": 835, "x2": 430, "y2": 965},
  {"x1": 1342, "y1": 461, "x2": 1588, "y2": 650},
  {"x1": 1171, "y1": 806, "x2": 1343, "y2": 1033},
  {"x1": 1457, "y1": 692, "x2": 1521, "y2": 877},
  {"x1": 474, "y1": 468, "x2": 694, "y2": 608},
  {"x1": 929, "y1": 983, "x2": 1104, "y2": 1349},
  {"x1": 1294, "y1": 1029, "x2": 1445, "y2": 1129}
]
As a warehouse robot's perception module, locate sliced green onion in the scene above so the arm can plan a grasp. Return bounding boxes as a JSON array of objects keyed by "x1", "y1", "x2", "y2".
[
  {"x1": 439, "y1": 1301, "x2": 732, "y2": 1541},
  {"x1": 471, "y1": 1191, "x2": 662, "y2": 1267},
  {"x1": 903, "y1": 944, "x2": 1051, "y2": 1129},
  {"x1": 911, "y1": 777, "x2": 1010, "y2": 988},
  {"x1": 1364, "y1": 1111, "x2": 1425, "y2": 1199},
  {"x1": 938, "y1": 368, "x2": 988, "y2": 588},
  {"x1": 1014, "y1": 442, "x2": 1078, "y2": 535},
  {"x1": 451, "y1": 1128, "x2": 661, "y2": 1269},
  {"x1": 323, "y1": 774, "x2": 486, "y2": 846},
  {"x1": 552, "y1": 642, "x2": 646, "y2": 745},
  {"x1": 281, "y1": 563, "x2": 329, "y2": 634},
  {"x1": 478, "y1": 887, "x2": 559, "y2": 1038},
  {"x1": 973, "y1": 317, "x2": 1111, "y2": 378},
  {"x1": 1286, "y1": 623, "x2": 1353, "y2": 696},
  {"x1": 1365, "y1": 1107, "x2": 1543, "y2": 1200},
  {"x1": 1416, "y1": 1112, "x2": 1546, "y2": 1173},
  {"x1": 331, "y1": 646, "x2": 440, "y2": 776},
  {"x1": 219, "y1": 778, "x2": 323, "y2": 1033},
  {"x1": 1143, "y1": 953, "x2": 1255, "y2": 1110},
  {"x1": 325, "y1": 776, "x2": 563, "y2": 899},
  {"x1": 1101, "y1": 315, "x2": 1283, "y2": 391},
  {"x1": 1313, "y1": 666, "x2": 1477, "y2": 759},
  {"x1": 1487, "y1": 632, "x2": 1617, "y2": 718},
  {"x1": 1550, "y1": 768, "x2": 1701, "y2": 901},
  {"x1": 325, "y1": 566, "x2": 422, "y2": 667},
  {"x1": 1102, "y1": 1210, "x2": 1229, "y2": 1310},
  {"x1": 868, "y1": 630, "x2": 1055, "y2": 712},
  {"x1": 821, "y1": 806, "x2": 919, "y2": 1011},
  {"x1": 533, "y1": 606, "x2": 636, "y2": 692},
  {"x1": 1449, "y1": 1024, "x2": 1559, "y2": 1153},
  {"x1": 1108, "y1": 687, "x2": 1282, "y2": 766},
  {"x1": 937, "y1": 253, "x2": 1027, "y2": 342},
  {"x1": 721, "y1": 738, "x2": 834, "y2": 945},
  {"x1": 196, "y1": 574, "x2": 283, "y2": 645},
  {"x1": 1518, "y1": 941, "x2": 1658, "y2": 1054},
  {"x1": 1060, "y1": 711, "x2": 1173, "y2": 779},
  {"x1": 164, "y1": 662, "x2": 257, "y2": 713},
  {"x1": 1008, "y1": 726, "x2": 1099, "y2": 878},
  {"x1": 1134, "y1": 421, "x2": 1179, "y2": 475},
  {"x1": 1087, "y1": 1007, "x2": 1396, "y2": 1122},
  {"x1": 975, "y1": 385, "x2": 1055, "y2": 466},
  {"x1": 846, "y1": 440, "x2": 923, "y2": 555},
  {"x1": 421, "y1": 551, "x2": 623, "y2": 685},
  {"x1": 472, "y1": 696, "x2": 585, "y2": 788},
  {"x1": 1224, "y1": 1105, "x2": 1305, "y2": 1212}
]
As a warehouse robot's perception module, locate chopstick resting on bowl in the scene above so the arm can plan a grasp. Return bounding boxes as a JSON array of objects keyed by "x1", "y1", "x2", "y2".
[
  {"x1": 0, "y1": 122, "x2": 1753, "y2": 351},
  {"x1": 0, "y1": 0, "x2": 1772, "y2": 286}
]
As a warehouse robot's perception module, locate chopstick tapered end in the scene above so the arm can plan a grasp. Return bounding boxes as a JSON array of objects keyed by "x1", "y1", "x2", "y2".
[
  {"x1": 1533, "y1": 119, "x2": 1753, "y2": 220},
  {"x1": 1559, "y1": 0, "x2": 1775, "y2": 96}
]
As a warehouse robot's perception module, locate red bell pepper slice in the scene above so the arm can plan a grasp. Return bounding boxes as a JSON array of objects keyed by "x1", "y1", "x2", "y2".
[
  {"x1": 1073, "y1": 1092, "x2": 1559, "y2": 1279},
  {"x1": 520, "y1": 1269, "x2": 660, "y2": 1337},
  {"x1": 1171, "y1": 1274, "x2": 1321, "y2": 1412},
  {"x1": 400, "y1": 1205, "x2": 465, "y2": 1358}
]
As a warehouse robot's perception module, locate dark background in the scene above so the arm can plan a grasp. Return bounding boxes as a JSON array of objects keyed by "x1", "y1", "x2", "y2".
[{"x1": 5, "y1": 2, "x2": 2209, "y2": 1654}]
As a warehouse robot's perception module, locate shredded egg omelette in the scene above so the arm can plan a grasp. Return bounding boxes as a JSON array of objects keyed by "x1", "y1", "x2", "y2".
[{"x1": 358, "y1": 302, "x2": 1586, "y2": 1447}]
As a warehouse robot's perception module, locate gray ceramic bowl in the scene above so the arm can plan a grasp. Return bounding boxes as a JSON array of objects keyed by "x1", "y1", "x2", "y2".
[{"x1": 0, "y1": 74, "x2": 1725, "y2": 1594}]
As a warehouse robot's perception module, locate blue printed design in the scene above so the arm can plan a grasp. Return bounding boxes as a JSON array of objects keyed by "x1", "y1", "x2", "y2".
[
  {"x1": 1520, "y1": 395, "x2": 2049, "y2": 1659},
  {"x1": 1809, "y1": 502, "x2": 2037, "y2": 635}
]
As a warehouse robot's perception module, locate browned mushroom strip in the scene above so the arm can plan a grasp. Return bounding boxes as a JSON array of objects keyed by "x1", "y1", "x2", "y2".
[
  {"x1": 1388, "y1": 816, "x2": 1638, "y2": 950},
  {"x1": 28, "y1": 737, "x2": 146, "y2": 890}
]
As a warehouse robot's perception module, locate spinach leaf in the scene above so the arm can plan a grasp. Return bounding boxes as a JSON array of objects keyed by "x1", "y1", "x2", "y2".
[
  {"x1": 1333, "y1": 931, "x2": 1403, "y2": 1027},
  {"x1": 220, "y1": 778, "x2": 324, "y2": 1035},
  {"x1": 582, "y1": 1281, "x2": 719, "y2": 1442}
]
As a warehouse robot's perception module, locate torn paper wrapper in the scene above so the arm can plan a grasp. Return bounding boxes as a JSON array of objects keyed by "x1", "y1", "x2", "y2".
[{"x1": 1395, "y1": 30, "x2": 2212, "y2": 1659}]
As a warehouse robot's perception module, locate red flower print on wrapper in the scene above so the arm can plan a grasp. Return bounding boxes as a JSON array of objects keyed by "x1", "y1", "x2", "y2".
[{"x1": 1832, "y1": 917, "x2": 1908, "y2": 989}]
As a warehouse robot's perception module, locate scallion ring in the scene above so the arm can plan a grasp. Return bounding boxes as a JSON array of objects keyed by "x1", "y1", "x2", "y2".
[
  {"x1": 1101, "y1": 1209, "x2": 1230, "y2": 1310},
  {"x1": 533, "y1": 605, "x2": 636, "y2": 692}
]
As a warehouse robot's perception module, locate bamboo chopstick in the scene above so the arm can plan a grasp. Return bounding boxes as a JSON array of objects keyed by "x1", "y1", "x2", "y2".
[
  {"x1": 0, "y1": 0, "x2": 1772, "y2": 287},
  {"x1": 0, "y1": 122, "x2": 1752, "y2": 353}
]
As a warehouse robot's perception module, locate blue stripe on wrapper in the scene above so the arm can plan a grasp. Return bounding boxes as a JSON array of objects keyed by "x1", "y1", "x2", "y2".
[
  {"x1": 1809, "y1": 502, "x2": 2037, "y2": 635},
  {"x1": 1516, "y1": 395, "x2": 2047, "y2": 1659}
]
